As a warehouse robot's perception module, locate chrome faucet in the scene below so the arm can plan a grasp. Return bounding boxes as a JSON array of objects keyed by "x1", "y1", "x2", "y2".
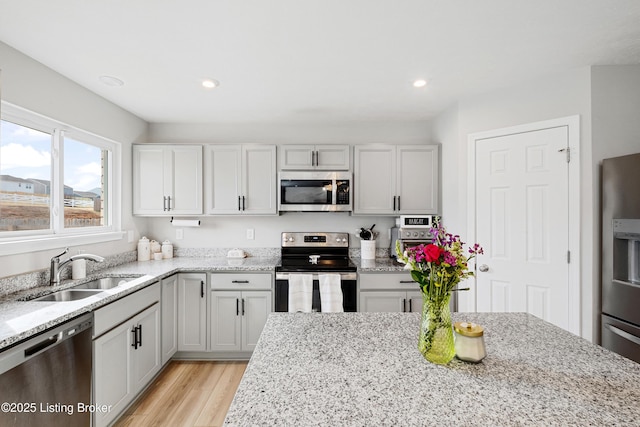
[{"x1": 50, "y1": 248, "x2": 105, "y2": 286}]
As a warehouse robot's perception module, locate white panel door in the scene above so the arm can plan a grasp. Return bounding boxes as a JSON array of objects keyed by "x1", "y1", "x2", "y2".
[
  {"x1": 168, "y1": 146, "x2": 203, "y2": 214},
  {"x1": 133, "y1": 145, "x2": 166, "y2": 214},
  {"x1": 396, "y1": 145, "x2": 439, "y2": 214},
  {"x1": 205, "y1": 145, "x2": 242, "y2": 214},
  {"x1": 475, "y1": 126, "x2": 569, "y2": 330},
  {"x1": 241, "y1": 291, "x2": 272, "y2": 351},
  {"x1": 359, "y1": 291, "x2": 406, "y2": 312},
  {"x1": 211, "y1": 291, "x2": 242, "y2": 351},
  {"x1": 354, "y1": 146, "x2": 396, "y2": 214},
  {"x1": 243, "y1": 145, "x2": 277, "y2": 214}
]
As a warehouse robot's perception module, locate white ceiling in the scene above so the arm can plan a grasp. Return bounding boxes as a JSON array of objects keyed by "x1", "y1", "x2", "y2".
[{"x1": 1, "y1": 1, "x2": 640, "y2": 124}]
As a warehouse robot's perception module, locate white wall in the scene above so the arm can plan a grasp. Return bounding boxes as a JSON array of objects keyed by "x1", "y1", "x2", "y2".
[
  {"x1": 431, "y1": 67, "x2": 595, "y2": 339},
  {"x1": 0, "y1": 41, "x2": 148, "y2": 278}
]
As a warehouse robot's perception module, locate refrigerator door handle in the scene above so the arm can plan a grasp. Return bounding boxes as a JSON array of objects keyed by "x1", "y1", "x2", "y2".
[{"x1": 605, "y1": 323, "x2": 640, "y2": 346}]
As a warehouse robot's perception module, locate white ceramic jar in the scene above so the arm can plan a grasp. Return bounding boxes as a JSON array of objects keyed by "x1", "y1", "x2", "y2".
[
  {"x1": 150, "y1": 239, "x2": 161, "y2": 254},
  {"x1": 137, "y1": 236, "x2": 151, "y2": 261},
  {"x1": 161, "y1": 240, "x2": 173, "y2": 259},
  {"x1": 454, "y1": 321, "x2": 486, "y2": 363}
]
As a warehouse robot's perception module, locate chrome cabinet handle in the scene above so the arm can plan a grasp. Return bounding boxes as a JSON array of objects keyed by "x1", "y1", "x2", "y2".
[
  {"x1": 397, "y1": 196, "x2": 401, "y2": 211},
  {"x1": 232, "y1": 280, "x2": 250, "y2": 284},
  {"x1": 167, "y1": 196, "x2": 172, "y2": 211},
  {"x1": 163, "y1": 196, "x2": 168, "y2": 211},
  {"x1": 479, "y1": 264, "x2": 489, "y2": 272},
  {"x1": 242, "y1": 196, "x2": 246, "y2": 211}
]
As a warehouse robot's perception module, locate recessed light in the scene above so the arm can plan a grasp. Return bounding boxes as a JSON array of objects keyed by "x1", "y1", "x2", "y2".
[
  {"x1": 202, "y1": 79, "x2": 220, "y2": 89},
  {"x1": 413, "y1": 79, "x2": 427, "y2": 88},
  {"x1": 98, "y1": 75, "x2": 124, "y2": 87}
]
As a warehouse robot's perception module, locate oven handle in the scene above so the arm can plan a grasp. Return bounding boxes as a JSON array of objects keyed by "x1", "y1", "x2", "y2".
[{"x1": 276, "y1": 272, "x2": 357, "y2": 281}]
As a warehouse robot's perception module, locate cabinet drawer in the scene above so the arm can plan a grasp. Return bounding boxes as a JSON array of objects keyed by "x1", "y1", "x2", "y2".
[
  {"x1": 359, "y1": 273, "x2": 417, "y2": 290},
  {"x1": 211, "y1": 273, "x2": 272, "y2": 290},
  {"x1": 94, "y1": 282, "x2": 161, "y2": 338}
]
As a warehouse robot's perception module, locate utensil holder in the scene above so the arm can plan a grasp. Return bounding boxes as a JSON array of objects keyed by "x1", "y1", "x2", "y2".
[{"x1": 361, "y1": 240, "x2": 376, "y2": 260}]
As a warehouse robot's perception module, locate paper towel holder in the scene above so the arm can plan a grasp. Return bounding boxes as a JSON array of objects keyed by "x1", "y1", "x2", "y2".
[{"x1": 170, "y1": 217, "x2": 201, "y2": 227}]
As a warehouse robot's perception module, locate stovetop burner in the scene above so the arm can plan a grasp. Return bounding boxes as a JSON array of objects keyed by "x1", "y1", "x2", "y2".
[{"x1": 276, "y1": 232, "x2": 356, "y2": 273}]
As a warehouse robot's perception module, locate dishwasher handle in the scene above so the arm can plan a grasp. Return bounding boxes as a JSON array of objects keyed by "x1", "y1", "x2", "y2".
[{"x1": 24, "y1": 332, "x2": 62, "y2": 357}]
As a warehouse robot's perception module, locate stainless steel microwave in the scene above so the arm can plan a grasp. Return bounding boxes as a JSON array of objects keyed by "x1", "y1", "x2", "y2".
[{"x1": 278, "y1": 171, "x2": 351, "y2": 212}]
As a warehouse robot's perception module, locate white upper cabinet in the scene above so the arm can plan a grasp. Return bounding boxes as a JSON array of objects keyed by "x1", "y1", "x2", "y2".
[
  {"x1": 133, "y1": 144, "x2": 203, "y2": 215},
  {"x1": 279, "y1": 145, "x2": 350, "y2": 170},
  {"x1": 354, "y1": 144, "x2": 439, "y2": 215},
  {"x1": 205, "y1": 144, "x2": 277, "y2": 215}
]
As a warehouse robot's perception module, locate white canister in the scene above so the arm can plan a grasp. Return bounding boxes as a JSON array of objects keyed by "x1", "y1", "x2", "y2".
[
  {"x1": 454, "y1": 321, "x2": 487, "y2": 363},
  {"x1": 150, "y1": 239, "x2": 161, "y2": 254},
  {"x1": 137, "y1": 236, "x2": 151, "y2": 261},
  {"x1": 361, "y1": 240, "x2": 376, "y2": 260},
  {"x1": 161, "y1": 240, "x2": 174, "y2": 259}
]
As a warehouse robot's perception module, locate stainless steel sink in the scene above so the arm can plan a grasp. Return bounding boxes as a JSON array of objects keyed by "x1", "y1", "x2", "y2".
[
  {"x1": 73, "y1": 276, "x2": 138, "y2": 290},
  {"x1": 33, "y1": 289, "x2": 104, "y2": 302}
]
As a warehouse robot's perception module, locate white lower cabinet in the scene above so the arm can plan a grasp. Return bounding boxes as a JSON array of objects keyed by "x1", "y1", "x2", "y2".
[
  {"x1": 178, "y1": 273, "x2": 208, "y2": 351},
  {"x1": 93, "y1": 283, "x2": 161, "y2": 427},
  {"x1": 359, "y1": 273, "x2": 422, "y2": 313},
  {"x1": 161, "y1": 274, "x2": 178, "y2": 365},
  {"x1": 210, "y1": 273, "x2": 272, "y2": 353}
]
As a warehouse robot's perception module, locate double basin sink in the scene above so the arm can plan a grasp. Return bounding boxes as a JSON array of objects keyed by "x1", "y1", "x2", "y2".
[{"x1": 33, "y1": 276, "x2": 139, "y2": 302}]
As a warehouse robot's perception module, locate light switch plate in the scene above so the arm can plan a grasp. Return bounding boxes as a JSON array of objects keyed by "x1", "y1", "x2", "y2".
[{"x1": 176, "y1": 229, "x2": 184, "y2": 240}]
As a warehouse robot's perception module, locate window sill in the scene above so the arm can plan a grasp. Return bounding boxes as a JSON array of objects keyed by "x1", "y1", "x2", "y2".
[{"x1": 0, "y1": 231, "x2": 126, "y2": 257}]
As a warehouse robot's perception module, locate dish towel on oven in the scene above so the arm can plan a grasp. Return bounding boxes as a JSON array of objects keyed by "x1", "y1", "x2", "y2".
[
  {"x1": 319, "y1": 273, "x2": 344, "y2": 312},
  {"x1": 288, "y1": 274, "x2": 313, "y2": 313}
]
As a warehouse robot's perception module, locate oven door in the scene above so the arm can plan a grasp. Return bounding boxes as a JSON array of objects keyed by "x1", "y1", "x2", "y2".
[{"x1": 275, "y1": 272, "x2": 357, "y2": 312}]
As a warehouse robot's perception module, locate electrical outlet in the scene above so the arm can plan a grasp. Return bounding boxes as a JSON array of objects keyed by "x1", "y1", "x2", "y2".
[
  {"x1": 176, "y1": 229, "x2": 184, "y2": 240},
  {"x1": 246, "y1": 228, "x2": 255, "y2": 240},
  {"x1": 127, "y1": 230, "x2": 134, "y2": 243}
]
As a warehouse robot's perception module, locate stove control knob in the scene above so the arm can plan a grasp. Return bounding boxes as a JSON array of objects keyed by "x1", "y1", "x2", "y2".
[
  {"x1": 289, "y1": 237, "x2": 295, "y2": 242},
  {"x1": 413, "y1": 232, "x2": 419, "y2": 238}
]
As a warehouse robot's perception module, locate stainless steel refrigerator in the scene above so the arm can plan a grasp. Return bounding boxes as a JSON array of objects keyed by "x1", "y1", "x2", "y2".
[{"x1": 601, "y1": 152, "x2": 640, "y2": 363}]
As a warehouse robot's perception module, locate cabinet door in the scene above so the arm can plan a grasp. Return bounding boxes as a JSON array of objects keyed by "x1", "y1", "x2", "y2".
[
  {"x1": 396, "y1": 145, "x2": 439, "y2": 214},
  {"x1": 241, "y1": 291, "x2": 272, "y2": 351},
  {"x1": 167, "y1": 145, "x2": 203, "y2": 214},
  {"x1": 359, "y1": 291, "x2": 407, "y2": 312},
  {"x1": 280, "y1": 145, "x2": 314, "y2": 169},
  {"x1": 210, "y1": 291, "x2": 242, "y2": 351},
  {"x1": 353, "y1": 145, "x2": 396, "y2": 214},
  {"x1": 315, "y1": 145, "x2": 350, "y2": 170},
  {"x1": 178, "y1": 273, "x2": 207, "y2": 351},
  {"x1": 93, "y1": 321, "x2": 133, "y2": 427},
  {"x1": 205, "y1": 145, "x2": 242, "y2": 214},
  {"x1": 243, "y1": 145, "x2": 277, "y2": 214},
  {"x1": 161, "y1": 275, "x2": 178, "y2": 365},
  {"x1": 131, "y1": 303, "x2": 161, "y2": 392},
  {"x1": 406, "y1": 291, "x2": 423, "y2": 313},
  {"x1": 133, "y1": 145, "x2": 167, "y2": 215}
]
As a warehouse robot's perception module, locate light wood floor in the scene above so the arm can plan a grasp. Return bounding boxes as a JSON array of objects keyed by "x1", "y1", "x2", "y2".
[{"x1": 113, "y1": 360, "x2": 248, "y2": 427}]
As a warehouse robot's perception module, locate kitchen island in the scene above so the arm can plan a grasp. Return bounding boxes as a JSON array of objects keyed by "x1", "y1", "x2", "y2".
[{"x1": 224, "y1": 312, "x2": 640, "y2": 426}]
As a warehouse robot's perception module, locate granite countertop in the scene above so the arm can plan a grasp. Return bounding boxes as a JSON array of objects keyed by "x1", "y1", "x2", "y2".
[
  {"x1": 0, "y1": 256, "x2": 279, "y2": 351},
  {"x1": 224, "y1": 312, "x2": 640, "y2": 426},
  {"x1": 351, "y1": 257, "x2": 407, "y2": 272}
]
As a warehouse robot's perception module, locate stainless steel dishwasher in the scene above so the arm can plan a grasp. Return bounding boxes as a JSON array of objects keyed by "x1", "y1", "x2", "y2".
[{"x1": 0, "y1": 313, "x2": 93, "y2": 427}]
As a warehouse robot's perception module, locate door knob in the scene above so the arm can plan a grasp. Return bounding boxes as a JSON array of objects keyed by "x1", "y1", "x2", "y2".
[{"x1": 478, "y1": 264, "x2": 489, "y2": 272}]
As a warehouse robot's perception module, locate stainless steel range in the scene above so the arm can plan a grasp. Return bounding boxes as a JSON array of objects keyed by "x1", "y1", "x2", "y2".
[{"x1": 275, "y1": 232, "x2": 357, "y2": 312}]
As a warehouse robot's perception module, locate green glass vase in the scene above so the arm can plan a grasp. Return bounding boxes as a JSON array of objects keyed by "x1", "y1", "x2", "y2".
[{"x1": 418, "y1": 292, "x2": 455, "y2": 364}]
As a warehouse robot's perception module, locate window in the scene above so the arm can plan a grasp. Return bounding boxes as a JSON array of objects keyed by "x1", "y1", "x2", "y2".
[{"x1": 0, "y1": 102, "x2": 122, "y2": 251}]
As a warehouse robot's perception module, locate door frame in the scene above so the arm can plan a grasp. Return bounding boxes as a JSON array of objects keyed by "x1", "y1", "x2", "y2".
[{"x1": 465, "y1": 115, "x2": 581, "y2": 335}]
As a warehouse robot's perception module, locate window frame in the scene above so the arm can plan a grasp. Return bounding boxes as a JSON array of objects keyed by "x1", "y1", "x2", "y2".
[{"x1": 0, "y1": 101, "x2": 124, "y2": 255}]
